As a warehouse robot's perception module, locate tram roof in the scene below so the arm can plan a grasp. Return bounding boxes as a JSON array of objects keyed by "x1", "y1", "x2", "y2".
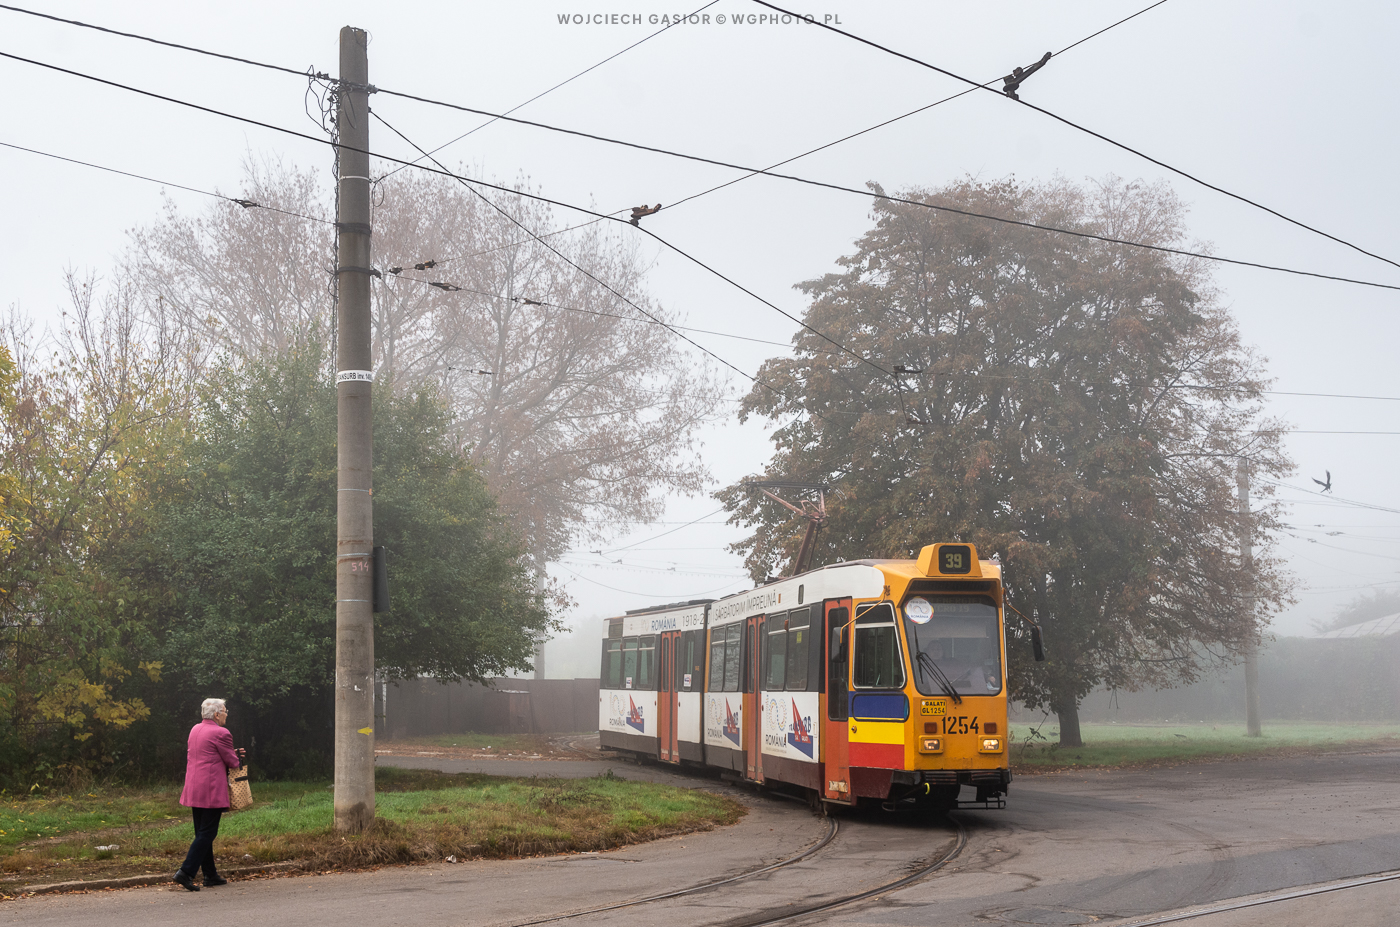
[{"x1": 623, "y1": 599, "x2": 715, "y2": 616}]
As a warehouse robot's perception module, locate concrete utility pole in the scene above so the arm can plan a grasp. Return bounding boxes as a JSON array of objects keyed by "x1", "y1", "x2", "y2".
[
  {"x1": 333, "y1": 25, "x2": 376, "y2": 833},
  {"x1": 1236, "y1": 458, "x2": 1262, "y2": 737}
]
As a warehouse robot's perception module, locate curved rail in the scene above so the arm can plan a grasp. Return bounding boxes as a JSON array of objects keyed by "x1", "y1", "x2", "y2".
[
  {"x1": 737, "y1": 814, "x2": 969, "y2": 927},
  {"x1": 505, "y1": 816, "x2": 841, "y2": 927},
  {"x1": 1121, "y1": 868, "x2": 1400, "y2": 926}
]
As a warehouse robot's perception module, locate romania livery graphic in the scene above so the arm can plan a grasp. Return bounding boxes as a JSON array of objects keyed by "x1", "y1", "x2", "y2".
[
  {"x1": 787, "y1": 699, "x2": 814, "y2": 757},
  {"x1": 601, "y1": 690, "x2": 655, "y2": 738},
  {"x1": 705, "y1": 694, "x2": 744, "y2": 749},
  {"x1": 761, "y1": 692, "x2": 819, "y2": 761}
]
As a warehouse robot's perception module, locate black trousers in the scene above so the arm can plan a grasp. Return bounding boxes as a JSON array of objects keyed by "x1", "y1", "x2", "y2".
[{"x1": 180, "y1": 807, "x2": 224, "y2": 879}]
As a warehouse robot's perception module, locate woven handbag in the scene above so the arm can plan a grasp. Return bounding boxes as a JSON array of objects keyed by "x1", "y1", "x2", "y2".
[{"x1": 228, "y1": 764, "x2": 253, "y2": 812}]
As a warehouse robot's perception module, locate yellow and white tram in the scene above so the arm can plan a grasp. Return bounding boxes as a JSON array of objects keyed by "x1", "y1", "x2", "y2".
[{"x1": 599, "y1": 543, "x2": 1014, "y2": 810}]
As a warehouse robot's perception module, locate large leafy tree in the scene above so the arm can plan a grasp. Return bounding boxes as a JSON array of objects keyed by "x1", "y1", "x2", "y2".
[
  {"x1": 139, "y1": 346, "x2": 553, "y2": 774},
  {"x1": 0, "y1": 282, "x2": 196, "y2": 781},
  {"x1": 720, "y1": 177, "x2": 1292, "y2": 745}
]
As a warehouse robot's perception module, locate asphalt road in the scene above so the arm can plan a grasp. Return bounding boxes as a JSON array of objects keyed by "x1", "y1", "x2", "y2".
[{"x1": 5, "y1": 748, "x2": 1398, "y2": 926}]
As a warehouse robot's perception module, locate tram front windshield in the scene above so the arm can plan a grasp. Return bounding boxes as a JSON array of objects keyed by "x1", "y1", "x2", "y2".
[{"x1": 901, "y1": 595, "x2": 1002, "y2": 696}]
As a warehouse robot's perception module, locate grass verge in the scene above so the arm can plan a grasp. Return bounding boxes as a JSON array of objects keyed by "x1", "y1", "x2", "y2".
[
  {"x1": 0, "y1": 767, "x2": 743, "y2": 894},
  {"x1": 377, "y1": 733, "x2": 575, "y2": 754},
  {"x1": 1011, "y1": 720, "x2": 1400, "y2": 770}
]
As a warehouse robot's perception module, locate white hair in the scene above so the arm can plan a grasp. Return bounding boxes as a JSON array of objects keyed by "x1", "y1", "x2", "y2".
[{"x1": 200, "y1": 698, "x2": 227, "y2": 720}]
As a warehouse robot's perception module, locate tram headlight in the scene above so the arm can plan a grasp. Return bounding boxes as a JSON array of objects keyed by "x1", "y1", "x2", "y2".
[
  {"x1": 919, "y1": 737, "x2": 944, "y2": 754},
  {"x1": 979, "y1": 737, "x2": 1003, "y2": 753}
]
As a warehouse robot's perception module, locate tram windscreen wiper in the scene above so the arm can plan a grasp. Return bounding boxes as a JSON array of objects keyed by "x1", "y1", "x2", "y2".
[{"x1": 911, "y1": 624, "x2": 962, "y2": 705}]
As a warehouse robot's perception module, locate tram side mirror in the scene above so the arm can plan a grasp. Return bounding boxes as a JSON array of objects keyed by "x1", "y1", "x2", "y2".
[{"x1": 1031, "y1": 625, "x2": 1045, "y2": 662}]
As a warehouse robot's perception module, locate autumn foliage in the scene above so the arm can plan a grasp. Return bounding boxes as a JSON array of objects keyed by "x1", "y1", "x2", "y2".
[{"x1": 721, "y1": 177, "x2": 1294, "y2": 745}]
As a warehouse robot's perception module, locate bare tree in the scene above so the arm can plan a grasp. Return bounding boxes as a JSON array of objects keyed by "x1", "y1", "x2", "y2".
[
  {"x1": 125, "y1": 155, "x2": 335, "y2": 357},
  {"x1": 119, "y1": 159, "x2": 723, "y2": 563}
]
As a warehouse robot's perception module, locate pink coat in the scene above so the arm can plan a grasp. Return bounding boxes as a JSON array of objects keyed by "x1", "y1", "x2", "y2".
[{"x1": 179, "y1": 719, "x2": 241, "y2": 809}]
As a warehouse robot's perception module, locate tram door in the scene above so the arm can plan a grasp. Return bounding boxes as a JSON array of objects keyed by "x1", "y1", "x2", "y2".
[
  {"x1": 822, "y1": 599, "x2": 853, "y2": 801},
  {"x1": 658, "y1": 631, "x2": 681, "y2": 763},
  {"x1": 746, "y1": 615, "x2": 765, "y2": 782}
]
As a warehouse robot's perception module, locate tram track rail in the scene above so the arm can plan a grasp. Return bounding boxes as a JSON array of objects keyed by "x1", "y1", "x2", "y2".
[
  {"x1": 1117, "y1": 867, "x2": 1400, "y2": 926},
  {"x1": 506, "y1": 816, "x2": 841, "y2": 927},
  {"x1": 733, "y1": 815, "x2": 968, "y2": 927},
  {"x1": 507, "y1": 810, "x2": 969, "y2": 927}
]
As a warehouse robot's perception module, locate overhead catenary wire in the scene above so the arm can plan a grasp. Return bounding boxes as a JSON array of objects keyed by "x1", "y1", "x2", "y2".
[
  {"x1": 553, "y1": 564, "x2": 747, "y2": 599},
  {"x1": 6, "y1": 49, "x2": 1400, "y2": 296},
  {"x1": 12, "y1": 125, "x2": 1391, "y2": 424},
  {"x1": 0, "y1": 47, "x2": 810, "y2": 403},
  {"x1": 363, "y1": 85, "x2": 1400, "y2": 292},
  {"x1": 0, "y1": 2, "x2": 309, "y2": 76},
  {"x1": 749, "y1": 0, "x2": 1400, "y2": 275},
  {"x1": 376, "y1": 0, "x2": 720, "y2": 183},
  {"x1": 0, "y1": 0, "x2": 1181, "y2": 292},
  {"x1": 369, "y1": 110, "x2": 868, "y2": 430},
  {"x1": 0, "y1": 139, "x2": 333, "y2": 225},
  {"x1": 367, "y1": 111, "x2": 784, "y2": 395},
  {"x1": 389, "y1": 268, "x2": 1400, "y2": 415},
  {"x1": 599, "y1": 506, "x2": 729, "y2": 555},
  {"x1": 664, "y1": 0, "x2": 1172, "y2": 214},
  {"x1": 380, "y1": 269, "x2": 823, "y2": 354},
  {"x1": 1258, "y1": 476, "x2": 1400, "y2": 517}
]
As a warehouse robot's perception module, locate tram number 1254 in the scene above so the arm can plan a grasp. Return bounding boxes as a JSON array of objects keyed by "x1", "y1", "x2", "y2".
[{"x1": 939, "y1": 716, "x2": 980, "y2": 735}]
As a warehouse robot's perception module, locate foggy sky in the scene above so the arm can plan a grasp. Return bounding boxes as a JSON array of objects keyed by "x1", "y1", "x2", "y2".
[{"x1": 5, "y1": 1, "x2": 1398, "y2": 664}]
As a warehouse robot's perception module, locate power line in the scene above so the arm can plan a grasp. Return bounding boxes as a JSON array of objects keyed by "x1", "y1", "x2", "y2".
[
  {"x1": 0, "y1": 52, "x2": 868, "y2": 424},
  {"x1": 362, "y1": 86, "x2": 1400, "y2": 291},
  {"x1": 1054, "y1": 0, "x2": 1172, "y2": 55},
  {"x1": 368, "y1": 110, "x2": 789, "y2": 401},
  {"x1": 600, "y1": 506, "x2": 729, "y2": 555},
  {"x1": 371, "y1": 111, "x2": 883, "y2": 433},
  {"x1": 377, "y1": 0, "x2": 720, "y2": 183},
  {"x1": 18, "y1": 118, "x2": 1393, "y2": 426},
  {"x1": 380, "y1": 268, "x2": 812, "y2": 353},
  {"x1": 1259, "y1": 476, "x2": 1400, "y2": 516},
  {"x1": 750, "y1": 0, "x2": 1400, "y2": 275},
  {"x1": 0, "y1": 0, "x2": 1182, "y2": 298},
  {"x1": 368, "y1": 104, "x2": 881, "y2": 383},
  {"x1": 664, "y1": 0, "x2": 1171, "y2": 214},
  {"x1": 1286, "y1": 534, "x2": 1400, "y2": 563},
  {"x1": 0, "y1": 2, "x2": 309, "y2": 76},
  {"x1": 0, "y1": 139, "x2": 332, "y2": 225},
  {"x1": 8, "y1": 50, "x2": 1399, "y2": 296},
  {"x1": 553, "y1": 564, "x2": 746, "y2": 599},
  {"x1": 560, "y1": 559, "x2": 748, "y2": 579}
]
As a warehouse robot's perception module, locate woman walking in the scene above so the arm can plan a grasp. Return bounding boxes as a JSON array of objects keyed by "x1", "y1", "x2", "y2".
[{"x1": 174, "y1": 698, "x2": 244, "y2": 891}]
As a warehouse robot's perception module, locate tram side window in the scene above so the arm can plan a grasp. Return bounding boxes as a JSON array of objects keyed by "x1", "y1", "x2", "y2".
[
  {"x1": 723, "y1": 623, "x2": 742, "y2": 692},
  {"x1": 827, "y1": 606, "x2": 850, "y2": 720},
  {"x1": 708, "y1": 628, "x2": 725, "y2": 691},
  {"x1": 603, "y1": 639, "x2": 622, "y2": 689},
  {"x1": 622, "y1": 638, "x2": 639, "y2": 689},
  {"x1": 637, "y1": 635, "x2": 656, "y2": 690},
  {"x1": 765, "y1": 614, "x2": 788, "y2": 690},
  {"x1": 677, "y1": 631, "x2": 697, "y2": 691},
  {"x1": 853, "y1": 603, "x2": 906, "y2": 689},
  {"x1": 787, "y1": 607, "x2": 811, "y2": 690}
]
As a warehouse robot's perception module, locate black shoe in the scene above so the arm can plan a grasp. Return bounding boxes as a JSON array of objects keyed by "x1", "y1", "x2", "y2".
[
  {"x1": 173, "y1": 870, "x2": 200, "y2": 892},
  {"x1": 203, "y1": 875, "x2": 228, "y2": 886}
]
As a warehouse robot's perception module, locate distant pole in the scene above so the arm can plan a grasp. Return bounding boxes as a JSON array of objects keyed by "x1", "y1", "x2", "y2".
[
  {"x1": 334, "y1": 25, "x2": 375, "y2": 833},
  {"x1": 532, "y1": 540, "x2": 547, "y2": 679},
  {"x1": 1236, "y1": 458, "x2": 1262, "y2": 737}
]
